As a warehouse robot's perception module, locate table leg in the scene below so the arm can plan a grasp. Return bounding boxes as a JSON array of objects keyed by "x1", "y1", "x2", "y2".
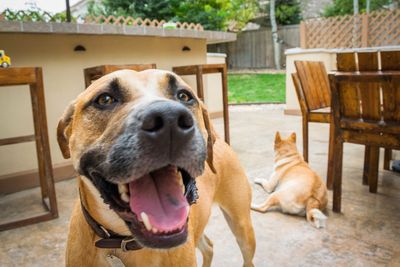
[
  {"x1": 367, "y1": 146, "x2": 380, "y2": 193},
  {"x1": 363, "y1": 146, "x2": 371, "y2": 185},
  {"x1": 384, "y1": 149, "x2": 392, "y2": 170},
  {"x1": 326, "y1": 118, "x2": 334, "y2": 190},
  {"x1": 221, "y1": 66, "x2": 230, "y2": 144},
  {"x1": 332, "y1": 137, "x2": 344, "y2": 213}
]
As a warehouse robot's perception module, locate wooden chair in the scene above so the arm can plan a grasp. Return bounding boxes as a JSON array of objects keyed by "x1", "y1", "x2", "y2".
[
  {"x1": 381, "y1": 51, "x2": 400, "y2": 170},
  {"x1": 292, "y1": 61, "x2": 331, "y2": 163},
  {"x1": 0, "y1": 67, "x2": 58, "y2": 231},
  {"x1": 292, "y1": 61, "x2": 336, "y2": 189},
  {"x1": 84, "y1": 63, "x2": 157, "y2": 87},
  {"x1": 172, "y1": 64, "x2": 230, "y2": 144},
  {"x1": 336, "y1": 51, "x2": 396, "y2": 185},
  {"x1": 328, "y1": 71, "x2": 400, "y2": 212}
]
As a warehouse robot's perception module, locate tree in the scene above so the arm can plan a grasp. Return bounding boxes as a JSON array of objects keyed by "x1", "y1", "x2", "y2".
[
  {"x1": 275, "y1": 0, "x2": 301, "y2": 25},
  {"x1": 259, "y1": 0, "x2": 301, "y2": 25},
  {"x1": 323, "y1": 0, "x2": 392, "y2": 17},
  {"x1": 87, "y1": 0, "x2": 258, "y2": 31},
  {"x1": 270, "y1": 0, "x2": 281, "y2": 70}
]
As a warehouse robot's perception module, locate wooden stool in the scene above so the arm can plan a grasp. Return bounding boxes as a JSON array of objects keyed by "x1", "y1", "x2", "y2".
[
  {"x1": 172, "y1": 64, "x2": 230, "y2": 144},
  {"x1": 84, "y1": 64, "x2": 157, "y2": 87},
  {"x1": 0, "y1": 67, "x2": 58, "y2": 231}
]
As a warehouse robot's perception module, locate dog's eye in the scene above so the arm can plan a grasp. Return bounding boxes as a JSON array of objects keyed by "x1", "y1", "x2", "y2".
[
  {"x1": 94, "y1": 93, "x2": 117, "y2": 107},
  {"x1": 177, "y1": 90, "x2": 193, "y2": 103}
]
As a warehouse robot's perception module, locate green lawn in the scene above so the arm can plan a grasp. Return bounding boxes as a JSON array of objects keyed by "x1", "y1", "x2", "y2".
[{"x1": 228, "y1": 74, "x2": 286, "y2": 104}]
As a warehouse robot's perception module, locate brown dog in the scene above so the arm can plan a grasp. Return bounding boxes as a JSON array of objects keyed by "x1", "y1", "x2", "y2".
[
  {"x1": 251, "y1": 132, "x2": 328, "y2": 228},
  {"x1": 57, "y1": 69, "x2": 255, "y2": 266}
]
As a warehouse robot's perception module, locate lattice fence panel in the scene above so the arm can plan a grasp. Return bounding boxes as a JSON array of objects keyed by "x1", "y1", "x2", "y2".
[
  {"x1": 301, "y1": 9, "x2": 400, "y2": 49},
  {"x1": 85, "y1": 15, "x2": 203, "y2": 31},
  {"x1": 303, "y1": 15, "x2": 362, "y2": 48},
  {"x1": 368, "y1": 9, "x2": 400, "y2": 47}
]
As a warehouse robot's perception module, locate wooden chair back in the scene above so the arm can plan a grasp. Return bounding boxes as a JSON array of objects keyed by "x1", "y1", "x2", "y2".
[
  {"x1": 337, "y1": 50, "x2": 400, "y2": 71},
  {"x1": 291, "y1": 72, "x2": 308, "y2": 114},
  {"x1": 330, "y1": 72, "x2": 400, "y2": 136},
  {"x1": 337, "y1": 51, "x2": 379, "y2": 71},
  {"x1": 84, "y1": 63, "x2": 157, "y2": 87},
  {"x1": 381, "y1": 51, "x2": 400, "y2": 71},
  {"x1": 294, "y1": 61, "x2": 331, "y2": 111},
  {"x1": 336, "y1": 52, "x2": 357, "y2": 71}
]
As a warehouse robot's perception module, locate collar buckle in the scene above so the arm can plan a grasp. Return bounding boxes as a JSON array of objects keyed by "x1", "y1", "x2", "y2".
[{"x1": 121, "y1": 237, "x2": 137, "y2": 252}]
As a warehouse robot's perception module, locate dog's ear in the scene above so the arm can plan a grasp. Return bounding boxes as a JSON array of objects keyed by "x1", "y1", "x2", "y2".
[
  {"x1": 201, "y1": 103, "x2": 217, "y2": 173},
  {"x1": 275, "y1": 131, "x2": 282, "y2": 144},
  {"x1": 57, "y1": 101, "x2": 76, "y2": 159},
  {"x1": 290, "y1": 132, "x2": 296, "y2": 143}
]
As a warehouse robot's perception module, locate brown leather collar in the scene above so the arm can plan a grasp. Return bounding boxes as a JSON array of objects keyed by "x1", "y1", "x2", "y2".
[{"x1": 80, "y1": 200, "x2": 142, "y2": 252}]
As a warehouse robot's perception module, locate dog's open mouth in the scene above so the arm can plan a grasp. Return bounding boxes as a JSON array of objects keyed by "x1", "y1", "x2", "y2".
[{"x1": 90, "y1": 165, "x2": 198, "y2": 249}]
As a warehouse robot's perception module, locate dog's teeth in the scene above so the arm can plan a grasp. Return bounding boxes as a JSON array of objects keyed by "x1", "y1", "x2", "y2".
[
  {"x1": 118, "y1": 184, "x2": 128, "y2": 194},
  {"x1": 121, "y1": 192, "x2": 129, "y2": 203},
  {"x1": 141, "y1": 212, "x2": 152, "y2": 231},
  {"x1": 152, "y1": 227, "x2": 158, "y2": 234},
  {"x1": 186, "y1": 206, "x2": 190, "y2": 216},
  {"x1": 177, "y1": 172, "x2": 185, "y2": 194},
  {"x1": 177, "y1": 172, "x2": 183, "y2": 186}
]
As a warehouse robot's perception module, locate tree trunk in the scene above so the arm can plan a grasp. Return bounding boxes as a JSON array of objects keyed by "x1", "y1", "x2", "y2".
[
  {"x1": 270, "y1": 0, "x2": 280, "y2": 70},
  {"x1": 353, "y1": 0, "x2": 359, "y2": 14},
  {"x1": 366, "y1": 0, "x2": 370, "y2": 13},
  {"x1": 390, "y1": 0, "x2": 399, "y2": 10},
  {"x1": 353, "y1": 0, "x2": 359, "y2": 47}
]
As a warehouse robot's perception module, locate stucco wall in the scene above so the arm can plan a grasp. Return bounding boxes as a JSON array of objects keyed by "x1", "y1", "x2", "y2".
[
  {"x1": 205, "y1": 53, "x2": 226, "y2": 115},
  {"x1": 0, "y1": 33, "x2": 210, "y2": 176}
]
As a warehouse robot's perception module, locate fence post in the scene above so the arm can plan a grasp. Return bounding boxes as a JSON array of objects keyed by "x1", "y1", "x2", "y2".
[
  {"x1": 361, "y1": 13, "x2": 369, "y2": 47},
  {"x1": 300, "y1": 21, "x2": 307, "y2": 48}
]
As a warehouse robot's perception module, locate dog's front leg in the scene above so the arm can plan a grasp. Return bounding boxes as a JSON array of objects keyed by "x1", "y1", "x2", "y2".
[
  {"x1": 251, "y1": 192, "x2": 281, "y2": 213},
  {"x1": 197, "y1": 234, "x2": 213, "y2": 267},
  {"x1": 254, "y1": 171, "x2": 279, "y2": 193}
]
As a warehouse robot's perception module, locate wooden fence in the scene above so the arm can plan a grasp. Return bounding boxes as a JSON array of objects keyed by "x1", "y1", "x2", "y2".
[
  {"x1": 300, "y1": 9, "x2": 399, "y2": 49},
  {"x1": 208, "y1": 25, "x2": 300, "y2": 69}
]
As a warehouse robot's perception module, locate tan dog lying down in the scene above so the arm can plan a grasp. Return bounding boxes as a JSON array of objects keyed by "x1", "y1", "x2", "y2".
[
  {"x1": 57, "y1": 69, "x2": 255, "y2": 267},
  {"x1": 251, "y1": 132, "x2": 328, "y2": 228}
]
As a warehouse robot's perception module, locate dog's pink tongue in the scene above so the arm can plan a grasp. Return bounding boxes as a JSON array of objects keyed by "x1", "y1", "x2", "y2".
[{"x1": 129, "y1": 166, "x2": 188, "y2": 233}]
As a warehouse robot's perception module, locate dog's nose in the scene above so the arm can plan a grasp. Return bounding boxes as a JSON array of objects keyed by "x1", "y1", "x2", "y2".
[{"x1": 140, "y1": 101, "x2": 194, "y2": 143}]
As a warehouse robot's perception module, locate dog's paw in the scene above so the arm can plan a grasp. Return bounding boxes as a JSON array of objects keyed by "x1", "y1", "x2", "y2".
[
  {"x1": 263, "y1": 184, "x2": 275, "y2": 193},
  {"x1": 310, "y1": 209, "x2": 327, "y2": 229},
  {"x1": 250, "y1": 203, "x2": 266, "y2": 213}
]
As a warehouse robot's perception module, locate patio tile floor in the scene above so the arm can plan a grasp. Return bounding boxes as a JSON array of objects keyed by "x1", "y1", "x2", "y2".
[{"x1": 0, "y1": 105, "x2": 399, "y2": 266}]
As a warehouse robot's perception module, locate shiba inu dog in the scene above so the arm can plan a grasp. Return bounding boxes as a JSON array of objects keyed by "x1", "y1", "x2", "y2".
[{"x1": 251, "y1": 132, "x2": 328, "y2": 228}]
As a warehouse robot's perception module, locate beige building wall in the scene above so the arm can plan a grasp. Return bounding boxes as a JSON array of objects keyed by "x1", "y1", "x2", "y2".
[
  {"x1": 285, "y1": 49, "x2": 337, "y2": 114},
  {"x1": 0, "y1": 33, "x2": 210, "y2": 176}
]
